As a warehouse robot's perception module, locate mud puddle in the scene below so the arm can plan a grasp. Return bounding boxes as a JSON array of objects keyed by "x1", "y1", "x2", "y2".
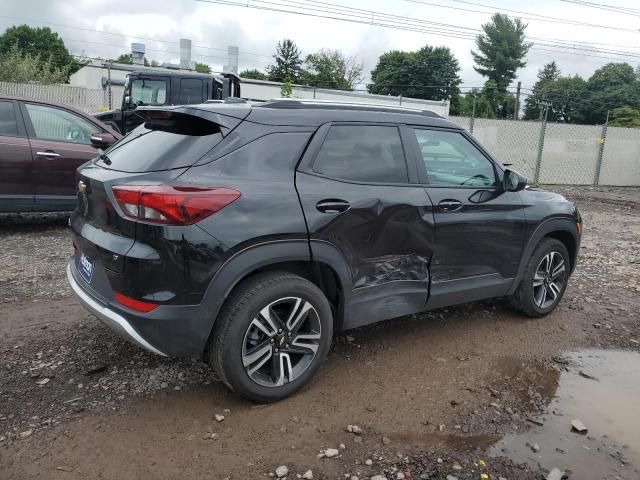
[{"x1": 490, "y1": 350, "x2": 640, "y2": 480}]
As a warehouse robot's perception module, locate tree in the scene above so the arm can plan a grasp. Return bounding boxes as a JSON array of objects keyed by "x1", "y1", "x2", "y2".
[
  {"x1": 609, "y1": 106, "x2": 640, "y2": 128},
  {"x1": 471, "y1": 13, "x2": 530, "y2": 92},
  {"x1": 240, "y1": 68, "x2": 267, "y2": 80},
  {"x1": 280, "y1": 77, "x2": 293, "y2": 97},
  {"x1": 0, "y1": 25, "x2": 76, "y2": 70},
  {"x1": 452, "y1": 88, "x2": 496, "y2": 117},
  {"x1": 115, "y1": 53, "x2": 133, "y2": 64},
  {"x1": 583, "y1": 63, "x2": 640, "y2": 124},
  {"x1": 302, "y1": 49, "x2": 363, "y2": 90},
  {"x1": 113, "y1": 53, "x2": 159, "y2": 67},
  {"x1": 195, "y1": 62, "x2": 211, "y2": 74},
  {"x1": 544, "y1": 76, "x2": 588, "y2": 123},
  {"x1": 481, "y1": 79, "x2": 516, "y2": 118},
  {"x1": 524, "y1": 61, "x2": 562, "y2": 120},
  {"x1": 0, "y1": 43, "x2": 71, "y2": 84},
  {"x1": 368, "y1": 46, "x2": 461, "y2": 101},
  {"x1": 267, "y1": 39, "x2": 302, "y2": 83},
  {"x1": 0, "y1": 24, "x2": 78, "y2": 80}
]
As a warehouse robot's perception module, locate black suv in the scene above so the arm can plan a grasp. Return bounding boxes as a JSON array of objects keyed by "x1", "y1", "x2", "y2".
[{"x1": 67, "y1": 100, "x2": 582, "y2": 402}]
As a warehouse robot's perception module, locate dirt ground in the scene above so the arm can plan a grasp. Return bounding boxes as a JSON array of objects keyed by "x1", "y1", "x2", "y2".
[{"x1": 1, "y1": 186, "x2": 639, "y2": 480}]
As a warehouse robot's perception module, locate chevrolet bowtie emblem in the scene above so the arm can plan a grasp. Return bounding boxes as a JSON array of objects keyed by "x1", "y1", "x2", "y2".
[{"x1": 78, "y1": 180, "x2": 86, "y2": 193}]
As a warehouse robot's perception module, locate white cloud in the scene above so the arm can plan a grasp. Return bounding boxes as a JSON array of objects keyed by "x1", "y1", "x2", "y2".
[{"x1": 1, "y1": 0, "x2": 638, "y2": 91}]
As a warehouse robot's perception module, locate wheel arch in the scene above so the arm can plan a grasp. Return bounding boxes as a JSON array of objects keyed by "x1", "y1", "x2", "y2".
[
  {"x1": 508, "y1": 217, "x2": 580, "y2": 295},
  {"x1": 199, "y1": 239, "x2": 352, "y2": 355}
]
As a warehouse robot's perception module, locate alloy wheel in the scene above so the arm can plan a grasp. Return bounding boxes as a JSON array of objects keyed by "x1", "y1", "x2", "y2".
[
  {"x1": 532, "y1": 251, "x2": 566, "y2": 309},
  {"x1": 241, "y1": 297, "x2": 322, "y2": 388}
]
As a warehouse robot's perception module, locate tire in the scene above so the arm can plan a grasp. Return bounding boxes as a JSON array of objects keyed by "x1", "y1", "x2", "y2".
[
  {"x1": 209, "y1": 271, "x2": 333, "y2": 403},
  {"x1": 509, "y1": 238, "x2": 570, "y2": 318}
]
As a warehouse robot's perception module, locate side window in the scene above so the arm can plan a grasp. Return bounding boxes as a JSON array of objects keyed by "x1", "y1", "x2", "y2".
[
  {"x1": 130, "y1": 79, "x2": 168, "y2": 106},
  {"x1": 413, "y1": 129, "x2": 496, "y2": 187},
  {"x1": 179, "y1": 79, "x2": 205, "y2": 104},
  {"x1": 313, "y1": 125, "x2": 408, "y2": 183},
  {"x1": 25, "y1": 104, "x2": 99, "y2": 145},
  {"x1": 0, "y1": 101, "x2": 19, "y2": 136}
]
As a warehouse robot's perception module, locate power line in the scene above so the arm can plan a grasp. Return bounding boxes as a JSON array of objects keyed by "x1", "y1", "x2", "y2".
[
  {"x1": 194, "y1": 0, "x2": 640, "y2": 62},
  {"x1": 405, "y1": 0, "x2": 639, "y2": 31},
  {"x1": 560, "y1": 0, "x2": 640, "y2": 17}
]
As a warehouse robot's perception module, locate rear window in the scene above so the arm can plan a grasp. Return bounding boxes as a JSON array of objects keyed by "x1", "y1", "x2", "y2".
[{"x1": 98, "y1": 115, "x2": 223, "y2": 172}]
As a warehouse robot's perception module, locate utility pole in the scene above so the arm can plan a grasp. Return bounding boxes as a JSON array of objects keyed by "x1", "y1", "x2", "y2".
[
  {"x1": 107, "y1": 61, "x2": 112, "y2": 110},
  {"x1": 514, "y1": 81, "x2": 521, "y2": 120}
]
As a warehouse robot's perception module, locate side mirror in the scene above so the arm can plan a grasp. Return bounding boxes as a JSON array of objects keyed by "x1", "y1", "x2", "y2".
[
  {"x1": 124, "y1": 95, "x2": 132, "y2": 107},
  {"x1": 90, "y1": 132, "x2": 117, "y2": 149},
  {"x1": 503, "y1": 168, "x2": 527, "y2": 192}
]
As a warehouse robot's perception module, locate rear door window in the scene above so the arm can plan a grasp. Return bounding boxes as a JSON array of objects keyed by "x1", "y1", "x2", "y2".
[
  {"x1": 312, "y1": 125, "x2": 408, "y2": 183},
  {"x1": 0, "y1": 101, "x2": 19, "y2": 136},
  {"x1": 179, "y1": 79, "x2": 205, "y2": 104}
]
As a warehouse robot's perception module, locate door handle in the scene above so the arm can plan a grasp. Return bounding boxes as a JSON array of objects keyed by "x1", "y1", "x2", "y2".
[
  {"x1": 438, "y1": 199, "x2": 463, "y2": 212},
  {"x1": 36, "y1": 150, "x2": 60, "y2": 158},
  {"x1": 316, "y1": 199, "x2": 350, "y2": 214}
]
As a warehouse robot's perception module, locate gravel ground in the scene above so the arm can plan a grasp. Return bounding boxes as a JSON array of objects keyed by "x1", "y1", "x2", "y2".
[
  {"x1": 0, "y1": 186, "x2": 639, "y2": 480},
  {"x1": 0, "y1": 212, "x2": 71, "y2": 304}
]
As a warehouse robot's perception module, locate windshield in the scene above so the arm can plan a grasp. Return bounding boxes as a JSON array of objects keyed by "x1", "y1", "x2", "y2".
[{"x1": 129, "y1": 78, "x2": 168, "y2": 107}]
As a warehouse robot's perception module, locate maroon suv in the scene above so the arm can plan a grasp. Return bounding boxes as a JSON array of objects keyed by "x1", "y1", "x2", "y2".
[{"x1": 0, "y1": 95, "x2": 121, "y2": 212}]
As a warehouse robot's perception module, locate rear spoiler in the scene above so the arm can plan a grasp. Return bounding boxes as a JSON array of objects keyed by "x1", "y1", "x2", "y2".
[{"x1": 135, "y1": 105, "x2": 250, "y2": 137}]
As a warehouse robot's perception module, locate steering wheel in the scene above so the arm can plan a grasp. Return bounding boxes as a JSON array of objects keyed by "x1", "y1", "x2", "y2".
[
  {"x1": 461, "y1": 174, "x2": 490, "y2": 186},
  {"x1": 67, "y1": 126, "x2": 87, "y2": 143}
]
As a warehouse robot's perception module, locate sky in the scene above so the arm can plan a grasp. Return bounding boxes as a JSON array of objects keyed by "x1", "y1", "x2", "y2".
[{"x1": 1, "y1": 0, "x2": 639, "y2": 95}]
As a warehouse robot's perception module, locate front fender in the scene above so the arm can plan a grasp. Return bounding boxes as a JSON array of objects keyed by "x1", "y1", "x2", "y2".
[{"x1": 507, "y1": 216, "x2": 580, "y2": 295}]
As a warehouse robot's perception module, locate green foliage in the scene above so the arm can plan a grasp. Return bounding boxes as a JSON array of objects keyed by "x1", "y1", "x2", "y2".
[
  {"x1": 452, "y1": 88, "x2": 496, "y2": 118},
  {"x1": 240, "y1": 68, "x2": 267, "y2": 80},
  {"x1": 543, "y1": 76, "x2": 588, "y2": 123},
  {"x1": 0, "y1": 43, "x2": 72, "y2": 84},
  {"x1": 482, "y1": 79, "x2": 516, "y2": 118},
  {"x1": 195, "y1": 62, "x2": 211, "y2": 74},
  {"x1": 524, "y1": 62, "x2": 562, "y2": 120},
  {"x1": 115, "y1": 53, "x2": 133, "y2": 64},
  {"x1": 524, "y1": 62, "x2": 587, "y2": 123},
  {"x1": 472, "y1": 13, "x2": 531, "y2": 92},
  {"x1": 0, "y1": 24, "x2": 79, "y2": 80},
  {"x1": 523, "y1": 61, "x2": 640, "y2": 124},
  {"x1": 280, "y1": 77, "x2": 293, "y2": 97},
  {"x1": 267, "y1": 39, "x2": 302, "y2": 83},
  {"x1": 583, "y1": 63, "x2": 640, "y2": 124},
  {"x1": 113, "y1": 53, "x2": 155, "y2": 67},
  {"x1": 368, "y1": 46, "x2": 461, "y2": 101},
  {"x1": 609, "y1": 106, "x2": 640, "y2": 128},
  {"x1": 302, "y1": 49, "x2": 363, "y2": 90}
]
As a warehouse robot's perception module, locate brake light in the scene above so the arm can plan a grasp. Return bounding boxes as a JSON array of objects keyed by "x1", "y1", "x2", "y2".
[
  {"x1": 114, "y1": 292, "x2": 158, "y2": 313},
  {"x1": 112, "y1": 185, "x2": 240, "y2": 225}
]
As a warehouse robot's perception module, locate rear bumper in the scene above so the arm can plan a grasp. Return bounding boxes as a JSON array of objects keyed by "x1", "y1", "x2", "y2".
[{"x1": 67, "y1": 263, "x2": 167, "y2": 356}]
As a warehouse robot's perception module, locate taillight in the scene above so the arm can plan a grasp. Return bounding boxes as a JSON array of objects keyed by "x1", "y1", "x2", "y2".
[
  {"x1": 114, "y1": 292, "x2": 158, "y2": 313},
  {"x1": 111, "y1": 185, "x2": 240, "y2": 225}
]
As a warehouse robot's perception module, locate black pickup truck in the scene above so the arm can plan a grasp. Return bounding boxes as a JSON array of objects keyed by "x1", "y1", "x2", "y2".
[{"x1": 94, "y1": 70, "x2": 241, "y2": 134}]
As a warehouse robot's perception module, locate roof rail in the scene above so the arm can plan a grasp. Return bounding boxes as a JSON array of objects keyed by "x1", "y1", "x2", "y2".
[{"x1": 256, "y1": 98, "x2": 442, "y2": 118}]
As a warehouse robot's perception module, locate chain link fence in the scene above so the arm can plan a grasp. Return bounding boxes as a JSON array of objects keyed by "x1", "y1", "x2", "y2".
[
  {"x1": 0, "y1": 81, "x2": 107, "y2": 114},
  {"x1": 450, "y1": 115, "x2": 640, "y2": 186}
]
